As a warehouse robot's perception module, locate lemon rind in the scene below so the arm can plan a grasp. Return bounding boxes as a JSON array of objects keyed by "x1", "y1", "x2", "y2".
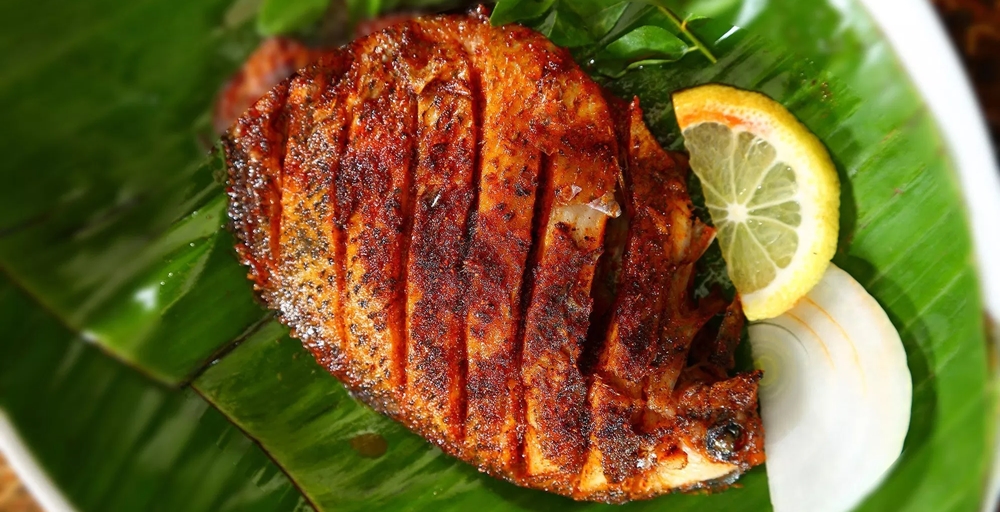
[{"x1": 673, "y1": 84, "x2": 840, "y2": 320}]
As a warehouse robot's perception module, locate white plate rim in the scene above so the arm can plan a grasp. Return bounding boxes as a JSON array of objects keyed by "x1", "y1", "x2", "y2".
[
  {"x1": 854, "y1": 1, "x2": 1000, "y2": 510},
  {"x1": 0, "y1": 411, "x2": 75, "y2": 511}
]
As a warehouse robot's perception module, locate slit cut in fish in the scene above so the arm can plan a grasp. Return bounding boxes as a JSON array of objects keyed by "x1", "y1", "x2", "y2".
[{"x1": 223, "y1": 8, "x2": 764, "y2": 503}]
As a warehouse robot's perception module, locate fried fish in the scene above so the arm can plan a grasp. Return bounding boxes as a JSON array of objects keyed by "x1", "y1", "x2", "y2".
[{"x1": 223, "y1": 9, "x2": 764, "y2": 502}]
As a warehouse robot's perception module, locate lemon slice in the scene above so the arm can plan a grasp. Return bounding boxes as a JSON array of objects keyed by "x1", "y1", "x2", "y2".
[{"x1": 673, "y1": 84, "x2": 839, "y2": 320}]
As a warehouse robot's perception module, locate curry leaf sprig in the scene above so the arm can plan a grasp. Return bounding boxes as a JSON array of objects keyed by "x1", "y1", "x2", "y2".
[
  {"x1": 647, "y1": 1, "x2": 716, "y2": 63},
  {"x1": 491, "y1": 0, "x2": 717, "y2": 77}
]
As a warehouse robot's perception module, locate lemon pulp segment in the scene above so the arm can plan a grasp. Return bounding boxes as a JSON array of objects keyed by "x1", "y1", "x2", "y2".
[{"x1": 673, "y1": 84, "x2": 839, "y2": 320}]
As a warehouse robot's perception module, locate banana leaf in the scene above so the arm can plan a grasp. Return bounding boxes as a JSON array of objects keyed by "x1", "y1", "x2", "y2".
[
  {"x1": 0, "y1": 0, "x2": 994, "y2": 511},
  {"x1": 0, "y1": 277, "x2": 308, "y2": 511},
  {"x1": 0, "y1": 0, "x2": 269, "y2": 384}
]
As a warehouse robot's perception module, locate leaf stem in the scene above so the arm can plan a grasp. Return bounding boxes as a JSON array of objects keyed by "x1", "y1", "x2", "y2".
[{"x1": 653, "y1": 3, "x2": 717, "y2": 64}]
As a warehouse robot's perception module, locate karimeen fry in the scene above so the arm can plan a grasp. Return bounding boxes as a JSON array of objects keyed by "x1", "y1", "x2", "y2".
[{"x1": 223, "y1": 9, "x2": 763, "y2": 503}]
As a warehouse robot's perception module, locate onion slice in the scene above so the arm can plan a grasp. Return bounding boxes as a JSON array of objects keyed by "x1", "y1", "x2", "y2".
[{"x1": 749, "y1": 263, "x2": 911, "y2": 512}]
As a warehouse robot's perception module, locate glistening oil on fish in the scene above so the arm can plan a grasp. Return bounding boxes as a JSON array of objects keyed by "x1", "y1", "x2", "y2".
[{"x1": 222, "y1": 8, "x2": 764, "y2": 503}]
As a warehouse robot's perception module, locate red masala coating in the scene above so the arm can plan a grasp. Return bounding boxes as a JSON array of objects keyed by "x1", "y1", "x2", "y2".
[
  {"x1": 578, "y1": 100, "x2": 763, "y2": 500},
  {"x1": 453, "y1": 20, "x2": 547, "y2": 472},
  {"x1": 402, "y1": 28, "x2": 478, "y2": 443},
  {"x1": 223, "y1": 9, "x2": 763, "y2": 503}
]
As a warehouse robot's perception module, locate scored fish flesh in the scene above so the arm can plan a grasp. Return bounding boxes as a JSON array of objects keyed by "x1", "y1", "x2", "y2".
[{"x1": 223, "y1": 8, "x2": 764, "y2": 502}]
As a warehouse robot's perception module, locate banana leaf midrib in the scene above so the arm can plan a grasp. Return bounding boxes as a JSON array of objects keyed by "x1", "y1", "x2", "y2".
[{"x1": 0, "y1": 276, "x2": 310, "y2": 511}]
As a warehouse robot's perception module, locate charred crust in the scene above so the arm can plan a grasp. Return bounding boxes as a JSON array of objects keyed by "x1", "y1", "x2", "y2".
[{"x1": 223, "y1": 12, "x2": 763, "y2": 504}]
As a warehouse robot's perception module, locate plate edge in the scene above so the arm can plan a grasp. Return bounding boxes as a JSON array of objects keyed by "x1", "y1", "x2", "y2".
[
  {"x1": 0, "y1": 409, "x2": 76, "y2": 512},
  {"x1": 855, "y1": 1, "x2": 1000, "y2": 510}
]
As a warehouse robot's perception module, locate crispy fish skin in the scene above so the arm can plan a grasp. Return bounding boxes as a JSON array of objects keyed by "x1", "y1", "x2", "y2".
[
  {"x1": 335, "y1": 26, "x2": 423, "y2": 406},
  {"x1": 275, "y1": 52, "x2": 353, "y2": 373},
  {"x1": 225, "y1": 81, "x2": 290, "y2": 291},
  {"x1": 454, "y1": 20, "x2": 545, "y2": 473},
  {"x1": 579, "y1": 99, "x2": 763, "y2": 500},
  {"x1": 402, "y1": 27, "x2": 477, "y2": 445},
  {"x1": 519, "y1": 55, "x2": 620, "y2": 486},
  {"x1": 583, "y1": 98, "x2": 687, "y2": 492},
  {"x1": 224, "y1": 11, "x2": 763, "y2": 503}
]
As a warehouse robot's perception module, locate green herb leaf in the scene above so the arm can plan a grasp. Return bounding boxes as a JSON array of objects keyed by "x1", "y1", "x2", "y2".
[
  {"x1": 490, "y1": 0, "x2": 558, "y2": 26},
  {"x1": 640, "y1": 0, "x2": 717, "y2": 62},
  {"x1": 493, "y1": 0, "x2": 714, "y2": 75},
  {"x1": 258, "y1": 0, "x2": 331, "y2": 35},
  {"x1": 492, "y1": 0, "x2": 631, "y2": 48},
  {"x1": 536, "y1": 7, "x2": 594, "y2": 47},
  {"x1": 596, "y1": 2, "x2": 659, "y2": 47},
  {"x1": 559, "y1": 0, "x2": 631, "y2": 39},
  {"x1": 593, "y1": 25, "x2": 689, "y2": 76}
]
